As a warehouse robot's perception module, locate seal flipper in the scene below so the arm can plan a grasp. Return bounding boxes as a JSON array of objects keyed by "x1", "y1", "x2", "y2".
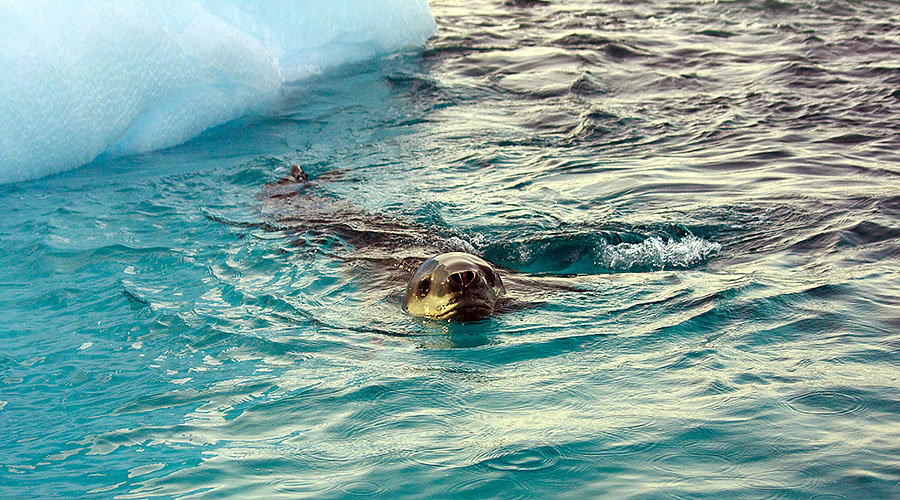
[
  {"x1": 273, "y1": 164, "x2": 347, "y2": 187},
  {"x1": 265, "y1": 164, "x2": 310, "y2": 199},
  {"x1": 277, "y1": 164, "x2": 308, "y2": 184}
]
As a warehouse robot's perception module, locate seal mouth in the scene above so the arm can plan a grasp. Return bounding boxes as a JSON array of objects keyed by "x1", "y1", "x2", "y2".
[{"x1": 435, "y1": 301, "x2": 494, "y2": 321}]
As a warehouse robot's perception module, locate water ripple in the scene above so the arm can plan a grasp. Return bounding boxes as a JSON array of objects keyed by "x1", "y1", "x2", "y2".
[
  {"x1": 478, "y1": 445, "x2": 562, "y2": 472},
  {"x1": 785, "y1": 389, "x2": 868, "y2": 417},
  {"x1": 338, "y1": 480, "x2": 386, "y2": 497},
  {"x1": 448, "y1": 476, "x2": 531, "y2": 500}
]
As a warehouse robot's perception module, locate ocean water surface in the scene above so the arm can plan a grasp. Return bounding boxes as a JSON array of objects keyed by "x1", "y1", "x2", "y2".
[{"x1": 3, "y1": 0, "x2": 900, "y2": 498}]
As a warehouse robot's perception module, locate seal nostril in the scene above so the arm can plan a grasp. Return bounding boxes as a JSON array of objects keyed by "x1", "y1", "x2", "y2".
[{"x1": 449, "y1": 270, "x2": 477, "y2": 288}]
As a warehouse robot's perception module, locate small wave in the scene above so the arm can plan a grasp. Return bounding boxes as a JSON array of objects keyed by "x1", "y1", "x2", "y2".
[
  {"x1": 482, "y1": 230, "x2": 720, "y2": 274},
  {"x1": 595, "y1": 235, "x2": 721, "y2": 272}
]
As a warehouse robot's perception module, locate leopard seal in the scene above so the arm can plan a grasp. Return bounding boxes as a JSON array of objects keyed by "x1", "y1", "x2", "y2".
[
  {"x1": 247, "y1": 164, "x2": 574, "y2": 325},
  {"x1": 403, "y1": 252, "x2": 506, "y2": 321}
]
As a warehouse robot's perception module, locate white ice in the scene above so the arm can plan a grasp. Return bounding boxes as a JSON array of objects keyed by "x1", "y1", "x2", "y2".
[{"x1": 0, "y1": 0, "x2": 436, "y2": 184}]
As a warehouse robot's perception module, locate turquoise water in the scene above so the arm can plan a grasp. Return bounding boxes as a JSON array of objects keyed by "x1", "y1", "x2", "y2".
[{"x1": 3, "y1": 0, "x2": 900, "y2": 498}]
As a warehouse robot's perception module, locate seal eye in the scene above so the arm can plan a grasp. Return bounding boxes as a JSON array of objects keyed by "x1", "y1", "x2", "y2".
[
  {"x1": 417, "y1": 277, "x2": 432, "y2": 297},
  {"x1": 483, "y1": 267, "x2": 496, "y2": 286}
]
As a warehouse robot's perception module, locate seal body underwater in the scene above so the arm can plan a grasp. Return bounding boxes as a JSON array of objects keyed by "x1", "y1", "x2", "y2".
[
  {"x1": 246, "y1": 165, "x2": 573, "y2": 324},
  {"x1": 403, "y1": 252, "x2": 506, "y2": 321}
]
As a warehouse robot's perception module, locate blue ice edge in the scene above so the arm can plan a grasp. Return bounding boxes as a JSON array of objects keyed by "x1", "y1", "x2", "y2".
[{"x1": 0, "y1": 0, "x2": 436, "y2": 184}]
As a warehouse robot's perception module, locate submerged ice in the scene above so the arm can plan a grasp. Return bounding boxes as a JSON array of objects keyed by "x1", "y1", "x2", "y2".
[{"x1": 0, "y1": 0, "x2": 436, "y2": 184}]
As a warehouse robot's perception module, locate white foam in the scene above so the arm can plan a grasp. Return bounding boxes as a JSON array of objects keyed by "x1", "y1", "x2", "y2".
[
  {"x1": 595, "y1": 235, "x2": 721, "y2": 271},
  {"x1": 0, "y1": 0, "x2": 436, "y2": 184}
]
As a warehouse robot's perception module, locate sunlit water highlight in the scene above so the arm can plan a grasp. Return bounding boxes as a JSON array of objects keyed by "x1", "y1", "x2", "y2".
[{"x1": 3, "y1": 1, "x2": 900, "y2": 498}]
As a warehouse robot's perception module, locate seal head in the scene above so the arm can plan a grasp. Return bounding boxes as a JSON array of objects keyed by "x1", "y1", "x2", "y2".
[{"x1": 403, "y1": 252, "x2": 505, "y2": 321}]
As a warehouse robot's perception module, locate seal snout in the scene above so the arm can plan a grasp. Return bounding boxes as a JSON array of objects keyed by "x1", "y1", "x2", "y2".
[{"x1": 448, "y1": 270, "x2": 478, "y2": 289}]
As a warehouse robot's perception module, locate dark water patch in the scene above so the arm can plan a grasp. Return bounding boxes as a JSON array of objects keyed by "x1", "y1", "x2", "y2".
[
  {"x1": 699, "y1": 149, "x2": 795, "y2": 174},
  {"x1": 829, "y1": 469, "x2": 900, "y2": 500},
  {"x1": 203, "y1": 211, "x2": 283, "y2": 232},
  {"x1": 504, "y1": 0, "x2": 550, "y2": 7},
  {"x1": 783, "y1": 218, "x2": 900, "y2": 258},
  {"x1": 551, "y1": 32, "x2": 614, "y2": 49},
  {"x1": 382, "y1": 72, "x2": 443, "y2": 98},
  {"x1": 818, "y1": 133, "x2": 881, "y2": 145},
  {"x1": 602, "y1": 43, "x2": 645, "y2": 60},
  {"x1": 697, "y1": 29, "x2": 738, "y2": 38},
  {"x1": 121, "y1": 287, "x2": 151, "y2": 309},
  {"x1": 837, "y1": 220, "x2": 900, "y2": 248}
]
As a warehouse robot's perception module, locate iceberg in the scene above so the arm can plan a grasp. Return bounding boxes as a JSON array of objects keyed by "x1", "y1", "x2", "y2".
[{"x1": 0, "y1": 0, "x2": 436, "y2": 184}]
